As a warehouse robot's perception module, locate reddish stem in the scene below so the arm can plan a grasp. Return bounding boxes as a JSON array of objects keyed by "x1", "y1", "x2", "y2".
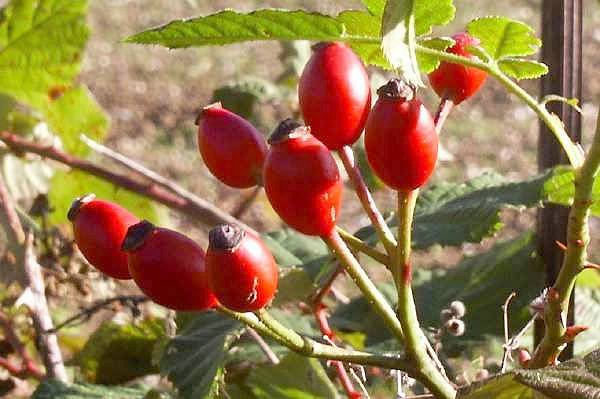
[
  {"x1": 311, "y1": 267, "x2": 362, "y2": 398},
  {"x1": 0, "y1": 312, "x2": 44, "y2": 380}
]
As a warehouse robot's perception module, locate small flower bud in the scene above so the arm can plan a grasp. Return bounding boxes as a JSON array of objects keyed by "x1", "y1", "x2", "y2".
[
  {"x1": 449, "y1": 300, "x2": 466, "y2": 318},
  {"x1": 445, "y1": 319, "x2": 465, "y2": 336}
]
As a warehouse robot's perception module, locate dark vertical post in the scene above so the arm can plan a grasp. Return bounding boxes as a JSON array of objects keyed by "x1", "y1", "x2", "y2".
[{"x1": 536, "y1": 0, "x2": 582, "y2": 359}]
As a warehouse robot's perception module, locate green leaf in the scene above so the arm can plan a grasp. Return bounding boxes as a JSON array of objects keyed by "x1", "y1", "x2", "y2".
[
  {"x1": 32, "y1": 380, "x2": 149, "y2": 399},
  {"x1": 381, "y1": 0, "x2": 422, "y2": 86},
  {"x1": 361, "y1": 0, "x2": 386, "y2": 16},
  {"x1": 543, "y1": 166, "x2": 600, "y2": 216},
  {"x1": 416, "y1": 36, "x2": 454, "y2": 73},
  {"x1": 337, "y1": 10, "x2": 388, "y2": 69},
  {"x1": 457, "y1": 373, "x2": 534, "y2": 399},
  {"x1": 262, "y1": 228, "x2": 328, "y2": 267},
  {"x1": 467, "y1": 16, "x2": 541, "y2": 60},
  {"x1": 247, "y1": 353, "x2": 340, "y2": 398},
  {"x1": 160, "y1": 311, "x2": 241, "y2": 399},
  {"x1": 0, "y1": 0, "x2": 89, "y2": 109},
  {"x1": 125, "y1": 9, "x2": 349, "y2": 48},
  {"x1": 356, "y1": 171, "x2": 549, "y2": 249},
  {"x1": 414, "y1": 0, "x2": 456, "y2": 36},
  {"x1": 498, "y1": 58, "x2": 549, "y2": 80},
  {"x1": 515, "y1": 349, "x2": 600, "y2": 398},
  {"x1": 47, "y1": 170, "x2": 164, "y2": 224},
  {"x1": 76, "y1": 319, "x2": 164, "y2": 384},
  {"x1": 44, "y1": 86, "x2": 108, "y2": 155}
]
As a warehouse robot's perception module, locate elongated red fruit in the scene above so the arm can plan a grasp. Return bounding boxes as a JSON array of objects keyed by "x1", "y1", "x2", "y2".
[
  {"x1": 365, "y1": 80, "x2": 438, "y2": 191},
  {"x1": 298, "y1": 42, "x2": 371, "y2": 150},
  {"x1": 197, "y1": 102, "x2": 268, "y2": 188},
  {"x1": 263, "y1": 120, "x2": 342, "y2": 236},
  {"x1": 206, "y1": 224, "x2": 278, "y2": 312},
  {"x1": 122, "y1": 221, "x2": 217, "y2": 311},
  {"x1": 428, "y1": 32, "x2": 488, "y2": 104},
  {"x1": 68, "y1": 194, "x2": 138, "y2": 279}
]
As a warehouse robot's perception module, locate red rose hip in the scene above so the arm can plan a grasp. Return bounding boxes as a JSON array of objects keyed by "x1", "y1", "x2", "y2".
[
  {"x1": 122, "y1": 221, "x2": 217, "y2": 311},
  {"x1": 197, "y1": 102, "x2": 268, "y2": 188},
  {"x1": 365, "y1": 80, "x2": 438, "y2": 191},
  {"x1": 206, "y1": 224, "x2": 278, "y2": 312},
  {"x1": 298, "y1": 42, "x2": 371, "y2": 150},
  {"x1": 68, "y1": 194, "x2": 138, "y2": 279},
  {"x1": 428, "y1": 32, "x2": 488, "y2": 104},
  {"x1": 263, "y1": 120, "x2": 342, "y2": 236}
]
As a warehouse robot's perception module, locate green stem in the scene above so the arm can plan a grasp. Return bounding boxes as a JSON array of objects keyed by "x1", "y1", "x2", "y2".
[
  {"x1": 336, "y1": 226, "x2": 390, "y2": 266},
  {"x1": 529, "y1": 109, "x2": 600, "y2": 368},
  {"x1": 395, "y1": 190, "x2": 455, "y2": 399},
  {"x1": 338, "y1": 145, "x2": 397, "y2": 256},
  {"x1": 323, "y1": 229, "x2": 405, "y2": 343},
  {"x1": 218, "y1": 307, "x2": 413, "y2": 371},
  {"x1": 415, "y1": 44, "x2": 584, "y2": 168}
]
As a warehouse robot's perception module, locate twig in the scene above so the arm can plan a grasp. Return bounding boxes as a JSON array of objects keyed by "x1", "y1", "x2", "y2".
[
  {"x1": 500, "y1": 292, "x2": 517, "y2": 372},
  {"x1": 46, "y1": 295, "x2": 148, "y2": 334},
  {"x1": 0, "y1": 174, "x2": 67, "y2": 382},
  {"x1": 22, "y1": 231, "x2": 68, "y2": 382},
  {"x1": 433, "y1": 96, "x2": 454, "y2": 135},
  {"x1": 0, "y1": 311, "x2": 44, "y2": 380},
  {"x1": 246, "y1": 327, "x2": 280, "y2": 365},
  {"x1": 232, "y1": 186, "x2": 262, "y2": 219},
  {"x1": 0, "y1": 131, "x2": 255, "y2": 234}
]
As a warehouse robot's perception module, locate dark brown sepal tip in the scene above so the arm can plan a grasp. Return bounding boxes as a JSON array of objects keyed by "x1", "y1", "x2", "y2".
[
  {"x1": 67, "y1": 193, "x2": 96, "y2": 221},
  {"x1": 195, "y1": 101, "x2": 223, "y2": 126},
  {"x1": 121, "y1": 220, "x2": 155, "y2": 252},
  {"x1": 268, "y1": 118, "x2": 309, "y2": 145},
  {"x1": 209, "y1": 224, "x2": 245, "y2": 251},
  {"x1": 377, "y1": 79, "x2": 416, "y2": 101},
  {"x1": 311, "y1": 41, "x2": 331, "y2": 52}
]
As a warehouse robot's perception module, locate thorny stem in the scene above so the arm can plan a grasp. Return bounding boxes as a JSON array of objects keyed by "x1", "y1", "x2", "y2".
[
  {"x1": 217, "y1": 307, "x2": 413, "y2": 371},
  {"x1": 323, "y1": 229, "x2": 405, "y2": 343},
  {"x1": 395, "y1": 191, "x2": 455, "y2": 399},
  {"x1": 338, "y1": 145, "x2": 397, "y2": 256},
  {"x1": 529, "y1": 109, "x2": 600, "y2": 368},
  {"x1": 336, "y1": 227, "x2": 390, "y2": 265}
]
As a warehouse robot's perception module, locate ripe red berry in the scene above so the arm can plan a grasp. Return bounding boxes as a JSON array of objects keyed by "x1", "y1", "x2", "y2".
[
  {"x1": 196, "y1": 102, "x2": 268, "y2": 188},
  {"x1": 68, "y1": 194, "x2": 138, "y2": 279},
  {"x1": 365, "y1": 80, "x2": 438, "y2": 191},
  {"x1": 428, "y1": 32, "x2": 488, "y2": 104},
  {"x1": 298, "y1": 42, "x2": 371, "y2": 150},
  {"x1": 206, "y1": 224, "x2": 278, "y2": 312},
  {"x1": 122, "y1": 221, "x2": 217, "y2": 311},
  {"x1": 263, "y1": 120, "x2": 342, "y2": 236}
]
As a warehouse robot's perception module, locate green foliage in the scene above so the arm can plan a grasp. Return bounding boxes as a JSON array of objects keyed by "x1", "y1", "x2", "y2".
[
  {"x1": 0, "y1": 0, "x2": 108, "y2": 155},
  {"x1": 467, "y1": 16, "x2": 547, "y2": 80},
  {"x1": 572, "y1": 287, "x2": 600, "y2": 356},
  {"x1": 543, "y1": 166, "x2": 600, "y2": 216},
  {"x1": 212, "y1": 77, "x2": 284, "y2": 120},
  {"x1": 333, "y1": 234, "x2": 543, "y2": 346},
  {"x1": 416, "y1": 36, "x2": 454, "y2": 73},
  {"x1": 246, "y1": 353, "x2": 340, "y2": 398},
  {"x1": 414, "y1": 0, "x2": 455, "y2": 36},
  {"x1": 357, "y1": 171, "x2": 549, "y2": 249},
  {"x1": 32, "y1": 380, "x2": 150, "y2": 399},
  {"x1": 47, "y1": 170, "x2": 165, "y2": 224},
  {"x1": 76, "y1": 319, "x2": 165, "y2": 384},
  {"x1": 44, "y1": 86, "x2": 108, "y2": 155},
  {"x1": 459, "y1": 349, "x2": 600, "y2": 398},
  {"x1": 159, "y1": 311, "x2": 242, "y2": 399}
]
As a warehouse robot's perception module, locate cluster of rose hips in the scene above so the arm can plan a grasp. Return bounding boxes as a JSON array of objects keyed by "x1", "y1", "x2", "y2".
[{"x1": 67, "y1": 33, "x2": 486, "y2": 315}]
